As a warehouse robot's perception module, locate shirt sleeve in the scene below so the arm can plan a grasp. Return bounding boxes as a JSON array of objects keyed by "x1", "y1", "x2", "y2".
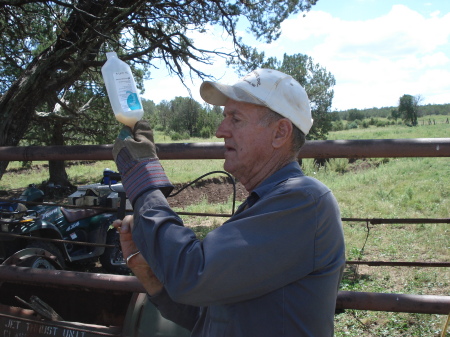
[
  {"x1": 148, "y1": 289, "x2": 200, "y2": 331},
  {"x1": 132, "y1": 177, "x2": 342, "y2": 307}
]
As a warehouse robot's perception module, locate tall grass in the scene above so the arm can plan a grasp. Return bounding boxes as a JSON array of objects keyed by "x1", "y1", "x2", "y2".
[{"x1": 303, "y1": 157, "x2": 450, "y2": 219}]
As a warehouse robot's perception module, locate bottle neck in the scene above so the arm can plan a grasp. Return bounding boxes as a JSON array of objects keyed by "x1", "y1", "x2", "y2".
[{"x1": 106, "y1": 52, "x2": 117, "y2": 60}]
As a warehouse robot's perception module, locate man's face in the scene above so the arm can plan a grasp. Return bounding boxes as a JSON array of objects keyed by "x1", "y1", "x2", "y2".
[{"x1": 215, "y1": 100, "x2": 275, "y2": 182}]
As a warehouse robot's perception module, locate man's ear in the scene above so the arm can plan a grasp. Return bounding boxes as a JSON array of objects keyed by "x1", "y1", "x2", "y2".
[{"x1": 272, "y1": 119, "x2": 293, "y2": 149}]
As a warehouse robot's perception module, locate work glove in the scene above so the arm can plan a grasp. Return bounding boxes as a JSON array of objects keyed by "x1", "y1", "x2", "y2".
[{"x1": 113, "y1": 120, "x2": 173, "y2": 204}]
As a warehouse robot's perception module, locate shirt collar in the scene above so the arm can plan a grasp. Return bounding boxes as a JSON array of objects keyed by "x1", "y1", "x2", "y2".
[{"x1": 251, "y1": 161, "x2": 304, "y2": 201}]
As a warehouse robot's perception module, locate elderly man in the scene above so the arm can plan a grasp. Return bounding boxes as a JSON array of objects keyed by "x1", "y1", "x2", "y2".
[{"x1": 113, "y1": 69, "x2": 345, "y2": 336}]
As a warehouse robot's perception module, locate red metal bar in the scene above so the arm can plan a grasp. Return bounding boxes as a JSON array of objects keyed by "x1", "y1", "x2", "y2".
[
  {"x1": 0, "y1": 138, "x2": 449, "y2": 161},
  {"x1": 342, "y1": 217, "x2": 450, "y2": 224},
  {"x1": 300, "y1": 138, "x2": 450, "y2": 159},
  {"x1": 346, "y1": 261, "x2": 450, "y2": 267},
  {"x1": 0, "y1": 266, "x2": 449, "y2": 314},
  {"x1": 336, "y1": 290, "x2": 450, "y2": 314},
  {"x1": 0, "y1": 265, "x2": 144, "y2": 293}
]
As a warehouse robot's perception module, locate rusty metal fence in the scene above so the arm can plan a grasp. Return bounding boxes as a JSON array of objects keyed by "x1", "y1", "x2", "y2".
[
  {"x1": 0, "y1": 265, "x2": 449, "y2": 315},
  {"x1": 0, "y1": 138, "x2": 449, "y2": 161},
  {"x1": 0, "y1": 138, "x2": 449, "y2": 315}
]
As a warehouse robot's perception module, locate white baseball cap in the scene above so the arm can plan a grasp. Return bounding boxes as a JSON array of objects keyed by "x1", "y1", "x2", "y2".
[{"x1": 200, "y1": 68, "x2": 313, "y2": 135}]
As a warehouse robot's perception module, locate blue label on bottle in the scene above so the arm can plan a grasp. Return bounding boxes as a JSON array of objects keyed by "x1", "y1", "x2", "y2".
[{"x1": 126, "y1": 92, "x2": 142, "y2": 110}]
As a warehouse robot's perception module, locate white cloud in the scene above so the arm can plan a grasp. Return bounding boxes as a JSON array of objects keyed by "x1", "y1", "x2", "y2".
[
  {"x1": 274, "y1": 4, "x2": 450, "y2": 109},
  {"x1": 143, "y1": 4, "x2": 450, "y2": 111},
  {"x1": 281, "y1": 10, "x2": 335, "y2": 42},
  {"x1": 430, "y1": 10, "x2": 441, "y2": 18}
]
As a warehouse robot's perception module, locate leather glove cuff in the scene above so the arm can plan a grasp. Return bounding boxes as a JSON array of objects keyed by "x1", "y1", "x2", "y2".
[{"x1": 116, "y1": 147, "x2": 173, "y2": 204}]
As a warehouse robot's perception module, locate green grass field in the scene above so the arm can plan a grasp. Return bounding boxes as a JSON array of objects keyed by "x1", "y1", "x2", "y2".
[
  {"x1": 1, "y1": 115, "x2": 449, "y2": 336},
  {"x1": 329, "y1": 114, "x2": 449, "y2": 140}
]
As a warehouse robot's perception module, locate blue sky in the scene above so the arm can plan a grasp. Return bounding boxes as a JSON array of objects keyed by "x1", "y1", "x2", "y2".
[{"x1": 143, "y1": 0, "x2": 450, "y2": 111}]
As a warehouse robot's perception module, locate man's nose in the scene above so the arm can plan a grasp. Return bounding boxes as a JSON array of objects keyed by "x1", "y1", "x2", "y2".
[{"x1": 215, "y1": 119, "x2": 229, "y2": 138}]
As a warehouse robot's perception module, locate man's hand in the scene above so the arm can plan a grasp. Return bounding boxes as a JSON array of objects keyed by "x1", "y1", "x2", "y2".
[
  {"x1": 112, "y1": 120, "x2": 157, "y2": 162},
  {"x1": 112, "y1": 215, "x2": 137, "y2": 262},
  {"x1": 112, "y1": 120, "x2": 173, "y2": 203},
  {"x1": 113, "y1": 216, "x2": 163, "y2": 296}
]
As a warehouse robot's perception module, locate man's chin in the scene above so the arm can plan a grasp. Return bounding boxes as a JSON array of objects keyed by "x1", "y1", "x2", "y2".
[{"x1": 223, "y1": 161, "x2": 236, "y2": 176}]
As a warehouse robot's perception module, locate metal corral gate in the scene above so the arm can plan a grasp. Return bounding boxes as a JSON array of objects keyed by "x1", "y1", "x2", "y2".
[
  {"x1": 0, "y1": 138, "x2": 449, "y2": 161},
  {"x1": 0, "y1": 138, "x2": 449, "y2": 315}
]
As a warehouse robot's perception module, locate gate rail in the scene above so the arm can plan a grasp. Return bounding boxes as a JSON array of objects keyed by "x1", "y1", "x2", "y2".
[
  {"x1": 0, "y1": 139, "x2": 449, "y2": 315},
  {"x1": 0, "y1": 138, "x2": 449, "y2": 161},
  {"x1": 0, "y1": 265, "x2": 449, "y2": 315}
]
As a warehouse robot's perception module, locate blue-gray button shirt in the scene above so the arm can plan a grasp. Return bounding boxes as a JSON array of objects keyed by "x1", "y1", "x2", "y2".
[{"x1": 132, "y1": 161, "x2": 345, "y2": 336}]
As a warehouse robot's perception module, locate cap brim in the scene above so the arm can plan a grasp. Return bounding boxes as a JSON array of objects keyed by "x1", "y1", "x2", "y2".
[
  {"x1": 200, "y1": 81, "x2": 265, "y2": 107},
  {"x1": 200, "y1": 82, "x2": 230, "y2": 106}
]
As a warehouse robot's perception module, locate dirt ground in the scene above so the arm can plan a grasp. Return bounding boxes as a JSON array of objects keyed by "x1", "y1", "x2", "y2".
[{"x1": 168, "y1": 177, "x2": 248, "y2": 209}]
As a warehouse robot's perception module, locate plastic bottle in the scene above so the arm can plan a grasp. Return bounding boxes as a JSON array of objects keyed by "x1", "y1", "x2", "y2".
[{"x1": 101, "y1": 51, "x2": 144, "y2": 128}]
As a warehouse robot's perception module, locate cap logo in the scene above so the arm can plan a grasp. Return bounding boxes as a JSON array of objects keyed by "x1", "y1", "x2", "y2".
[{"x1": 242, "y1": 70, "x2": 261, "y2": 87}]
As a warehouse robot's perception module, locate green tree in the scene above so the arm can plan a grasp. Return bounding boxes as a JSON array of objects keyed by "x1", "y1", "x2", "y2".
[
  {"x1": 347, "y1": 109, "x2": 364, "y2": 122},
  {"x1": 229, "y1": 52, "x2": 336, "y2": 140},
  {"x1": 156, "y1": 97, "x2": 222, "y2": 138},
  {"x1": 168, "y1": 97, "x2": 203, "y2": 136},
  {"x1": 156, "y1": 100, "x2": 172, "y2": 132},
  {"x1": 142, "y1": 99, "x2": 158, "y2": 127},
  {"x1": 0, "y1": 0, "x2": 318, "y2": 182},
  {"x1": 198, "y1": 104, "x2": 223, "y2": 138},
  {"x1": 398, "y1": 94, "x2": 421, "y2": 126},
  {"x1": 328, "y1": 111, "x2": 341, "y2": 122},
  {"x1": 390, "y1": 109, "x2": 401, "y2": 121}
]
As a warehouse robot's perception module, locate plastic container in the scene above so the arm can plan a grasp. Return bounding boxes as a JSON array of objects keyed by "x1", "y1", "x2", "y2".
[{"x1": 101, "y1": 51, "x2": 144, "y2": 128}]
